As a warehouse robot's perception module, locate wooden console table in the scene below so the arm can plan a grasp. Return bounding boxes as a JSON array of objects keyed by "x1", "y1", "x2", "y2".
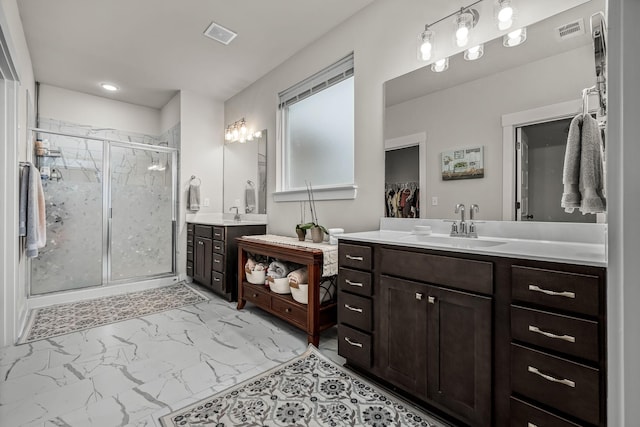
[{"x1": 236, "y1": 235, "x2": 337, "y2": 346}]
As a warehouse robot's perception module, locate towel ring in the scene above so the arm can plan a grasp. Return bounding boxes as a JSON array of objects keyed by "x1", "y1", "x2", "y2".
[{"x1": 190, "y1": 175, "x2": 201, "y2": 186}]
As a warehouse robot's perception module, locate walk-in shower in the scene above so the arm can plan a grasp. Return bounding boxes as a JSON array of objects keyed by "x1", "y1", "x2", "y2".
[{"x1": 30, "y1": 129, "x2": 178, "y2": 295}]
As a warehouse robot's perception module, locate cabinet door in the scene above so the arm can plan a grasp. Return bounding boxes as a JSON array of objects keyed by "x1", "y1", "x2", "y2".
[
  {"x1": 377, "y1": 275, "x2": 428, "y2": 397},
  {"x1": 427, "y1": 285, "x2": 492, "y2": 427},
  {"x1": 194, "y1": 237, "x2": 212, "y2": 286}
]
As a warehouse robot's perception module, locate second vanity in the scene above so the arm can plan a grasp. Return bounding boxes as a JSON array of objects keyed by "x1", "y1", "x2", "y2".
[{"x1": 337, "y1": 219, "x2": 607, "y2": 427}]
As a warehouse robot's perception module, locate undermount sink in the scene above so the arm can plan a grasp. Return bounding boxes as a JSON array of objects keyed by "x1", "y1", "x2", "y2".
[{"x1": 398, "y1": 234, "x2": 507, "y2": 248}]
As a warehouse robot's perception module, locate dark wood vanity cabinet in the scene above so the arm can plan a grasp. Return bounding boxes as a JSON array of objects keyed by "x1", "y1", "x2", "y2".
[
  {"x1": 187, "y1": 222, "x2": 265, "y2": 301},
  {"x1": 337, "y1": 240, "x2": 607, "y2": 427}
]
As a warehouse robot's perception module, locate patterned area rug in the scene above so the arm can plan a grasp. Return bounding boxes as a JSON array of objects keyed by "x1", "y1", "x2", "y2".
[
  {"x1": 18, "y1": 283, "x2": 208, "y2": 344},
  {"x1": 160, "y1": 345, "x2": 447, "y2": 427}
]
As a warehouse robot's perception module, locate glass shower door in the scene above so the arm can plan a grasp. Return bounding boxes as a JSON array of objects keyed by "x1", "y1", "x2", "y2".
[{"x1": 108, "y1": 143, "x2": 175, "y2": 281}]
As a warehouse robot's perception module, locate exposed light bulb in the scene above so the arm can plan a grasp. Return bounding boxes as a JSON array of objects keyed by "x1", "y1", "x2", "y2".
[
  {"x1": 247, "y1": 130, "x2": 254, "y2": 141},
  {"x1": 225, "y1": 128, "x2": 232, "y2": 141},
  {"x1": 456, "y1": 27, "x2": 469, "y2": 47},
  {"x1": 232, "y1": 127, "x2": 239, "y2": 140},
  {"x1": 254, "y1": 130, "x2": 262, "y2": 138},
  {"x1": 418, "y1": 28, "x2": 434, "y2": 61},
  {"x1": 464, "y1": 44, "x2": 484, "y2": 61},
  {"x1": 503, "y1": 27, "x2": 527, "y2": 47},
  {"x1": 431, "y1": 58, "x2": 449, "y2": 73},
  {"x1": 496, "y1": 0, "x2": 514, "y2": 30},
  {"x1": 455, "y1": 10, "x2": 475, "y2": 48},
  {"x1": 240, "y1": 120, "x2": 247, "y2": 135}
]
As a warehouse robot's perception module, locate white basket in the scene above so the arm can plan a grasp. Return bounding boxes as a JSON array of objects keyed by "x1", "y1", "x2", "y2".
[
  {"x1": 290, "y1": 283, "x2": 309, "y2": 304},
  {"x1": 269, "y1": 277, "x2": 291, "y2": 294},
  {"x1": 246, "y1": 270, "x2": 266, "y2": 285}
]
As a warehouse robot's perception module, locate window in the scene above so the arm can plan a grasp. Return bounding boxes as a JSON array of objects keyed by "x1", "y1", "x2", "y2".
[{"x1": 275, "y1": 54, "x2": 356, "y2": 201}]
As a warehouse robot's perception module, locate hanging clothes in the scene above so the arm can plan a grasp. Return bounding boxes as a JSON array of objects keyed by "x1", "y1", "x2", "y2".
[{"x1": 384, "y1": 182, "x2": 419, "y2": 218}]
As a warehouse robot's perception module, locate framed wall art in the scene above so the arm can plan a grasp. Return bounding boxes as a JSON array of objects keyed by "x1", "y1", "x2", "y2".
[{"x1": 441, "y1": 146, "x2": 484, "y2": 181}]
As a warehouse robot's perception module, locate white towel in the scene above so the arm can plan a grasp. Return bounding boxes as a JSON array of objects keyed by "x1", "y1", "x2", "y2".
[
  {"x1": 561, "y1": 115, "x2": 582, "y2": 212},
  {"x1": 188, "y1": 183, "x2": 200, "y2": 211},
  {"x1": 19, "y1": 164, "x2": 30, "y2": 236},
  {"x1": 267, "y1": 261, "x2": 291, "y2": 279},
  {"x1": 245, "y1": 185, "x2": 256, "y2": 213},
  {"x1": 26, "y1": 166, "x2": 46, "y2": 257}
]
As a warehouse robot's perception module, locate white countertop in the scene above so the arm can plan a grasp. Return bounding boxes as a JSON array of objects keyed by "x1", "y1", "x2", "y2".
[
  {"x1": 186, "y1": 212, "x2": 267, "y2": 226},
  {"x1": 337, "y1": 219, "x2": 607, "y2": 267}
]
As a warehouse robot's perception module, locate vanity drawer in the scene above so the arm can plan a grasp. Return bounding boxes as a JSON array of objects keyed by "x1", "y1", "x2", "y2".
[
  {"x1": 272, "y1": 298, "x2": 306, "y2": 327},
  {"x1": 212, "y1": 253, "x2": 225, "y2": 273},
  {"x1": 194, "y1": 224, "x2": 213, "y2": 239},
  {"x1": 244, "y1": 284, "x2": 269, "y2": 307},
  {"x1": 338, "y1": 268, "x2": 372, "y2": 296},
  {"x1": 380, "y1": 248, "x2": 493, "y2": 295},
  {"x1": 338, "y1": 291, "x2": 372, "y2": 332},
  {"x1": 510, "y1": 397, "x2": 583, "y2": 427},
  {"x1": 339, "y1": 243, "x2": 372, "y2": 270},
  {"x1": 213, "y1": 240, "x2": 225, "y2": 254},
  {"x1": 186, "y1": 261, "x2": 193, "y2": 277},
  {"x1": 338, "y1": 324, "x2": 372, "y2": 368},
  {"x1": 511, "y1": 305, "x2": 599, "y2": 362},
  {"x1": 511, "y1": 343, "x2": 599, "y2": 425},
  {"x1": 512, "y1": 266, "x2": 599, "y2": 316},
  {"x1": 211, "y1": 271, "x2": 224, "y2": 292},
  {"x1": 213, "y1": 226, "x2": 225, "y2": 241}
]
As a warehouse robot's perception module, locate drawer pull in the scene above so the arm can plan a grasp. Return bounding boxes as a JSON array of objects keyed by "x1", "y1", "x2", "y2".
[
  {"x1": 214, "y1": 246, "x2": 221, "y2": 251},
  {"x1": 344, "y1": 304, "x2": 363, "y2": 313},
  {"x1": 528, "y1": 325, "x2": 576, "y2": 343},
  {"x1": 416, "y1": 293, "x2": 423, "y2": 300},
  {"x1": 428, "y1": 296, "x2": 436, "y2": 304},
  {"x1": 252, "y1": 293, "x2": 258, "y2": 298},
  {"x1": 213, "y1": 277, "x2": 221, "y2": 282},
  {"x1": 285, "y1": 308, "x2": 291, "y2": 313},
  {"x1": 527, "y1": 423, "x2": 539, "y2": 427},
  {"x1": 345, "y1": 279, "x2": 363, "y2": 287},
  {"x1": 528, "y1": 284, "x2": 575, "y2": 299},
  {"x1": 527, "y1": 366, "x2": 575, "y2": 388},
  {"x1": 344, "y1": 337, "x2": 363, "y2": 348},
  {"x1": 214, "y1": 259, "x2": 221, "y2": 263},
  {"x1": 345, "y1": 255, "x2": 364, "y2": 261}
]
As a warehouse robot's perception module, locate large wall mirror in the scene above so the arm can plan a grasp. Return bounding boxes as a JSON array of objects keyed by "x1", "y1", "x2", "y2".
[
  {"x1": 223, "y1": 130, "x2": 267, "y2": 215},
  {"x1": 384, "y1": 0, "x2": 605, "y2": 223}
]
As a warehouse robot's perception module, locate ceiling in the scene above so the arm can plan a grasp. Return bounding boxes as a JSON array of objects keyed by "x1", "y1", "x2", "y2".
[{"x1": 17, "y1": 0, "x2": 374, "y2": 109}]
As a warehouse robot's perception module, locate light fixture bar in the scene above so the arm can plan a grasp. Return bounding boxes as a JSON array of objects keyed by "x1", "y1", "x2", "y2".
[{"x1": 421, "y1": 0, "x2": 483, "y2": 29}]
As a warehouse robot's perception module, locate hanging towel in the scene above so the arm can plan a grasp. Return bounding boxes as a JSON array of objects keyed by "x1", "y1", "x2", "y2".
[
  {"x1": 561, "y1": 114, "x2": 606, "y2": 214},
  {"x1": 579, "y1": 114, "x2": 606, "y2": 214},
  {"x1": 245, "y1": 181, "x2": 256, "y2": 213},
  {"x1": 26, "y1": 165, "x2": 46, "y2": 258},
  {"x1": 561, "y1": 114, "x2": 583, "y2": 212},
  {"x1": 188, "y1": 182, "x2": 200, "y2": 211},
  {"x1": 19, "y1": 164, "x2": 30, "y2": 236}
]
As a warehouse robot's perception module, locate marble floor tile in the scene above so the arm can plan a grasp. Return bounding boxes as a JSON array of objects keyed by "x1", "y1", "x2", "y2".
[{"x1": 1, "y1": 284, "x2": 341, "y2": 427}]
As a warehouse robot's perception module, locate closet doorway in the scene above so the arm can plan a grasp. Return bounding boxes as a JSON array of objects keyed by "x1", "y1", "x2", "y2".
[{"x1": 384, "y1": 133, "x2": 426, "y2": 218}]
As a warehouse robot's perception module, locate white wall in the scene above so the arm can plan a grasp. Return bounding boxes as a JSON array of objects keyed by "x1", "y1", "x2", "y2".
[
  {"x1": 39, "y1": 84, "x2": 161, "y2": 136},
  {"x1": 0, "y1": 0, "x2": 35, "y2": 346},
  {"x1": 223, "y1": 0, "x2": 588, "y2": 236},
  {"x1": 160, "y1": 92, "x2": 180, "y2": 134},
  {"x1": 385, "y1": 45, "x2": 594, "y2": 220},
  {"x1": 607, "y1": 0, "x2": 640, "y2": 424}
]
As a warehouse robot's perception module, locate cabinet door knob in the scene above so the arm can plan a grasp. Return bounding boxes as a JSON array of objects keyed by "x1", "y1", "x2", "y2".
[
  {"x1": 198, "y1": 241, "x2": 204, "y2": 245},
  {"x1": 285, "y1": 308, "x2": 291, "y2": 313},
  {"x1": 428, "y1": 296, "x2": 436, "y2": 304},
  {"x1": 416, "y1": 293, "x2": 423, "y2": 300},
  {"x1": 252, "y1": 293, "x2": 258, "y2": 298}
]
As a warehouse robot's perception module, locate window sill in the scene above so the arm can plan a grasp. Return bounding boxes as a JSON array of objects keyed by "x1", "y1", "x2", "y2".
[{"x1": 273, "y1": 185, "x2": 358, "y2": 202}]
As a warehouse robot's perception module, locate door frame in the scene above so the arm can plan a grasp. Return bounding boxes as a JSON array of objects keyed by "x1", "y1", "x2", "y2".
[
  {"x1": 384, "y1": 132, "x2": 427, "y2": 218},
  {"x1": 502, "y1": 99, "x2": 587, "y2": 220}
]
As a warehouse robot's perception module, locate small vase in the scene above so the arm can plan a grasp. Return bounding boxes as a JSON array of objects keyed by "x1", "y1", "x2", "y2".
[
  {"x1": 311, "y1": 226, "x2": 324, "y2": 243},
  {"x1": 295, "y1": 228, "x2": 307, "y2": 241}
]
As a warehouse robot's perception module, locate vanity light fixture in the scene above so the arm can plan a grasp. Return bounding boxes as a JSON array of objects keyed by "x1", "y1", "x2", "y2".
[
  {"x1": 464, "y1": 44, "x2": 484, "y2": 61},
  {"x1": 100, "y1": 83, "x2": 119, "y2": 91},
  {"x1": 454, "y1": 7, "x2": 479, "y2": 48},
  {"x1": 503, "y1": 27, "x2": 527, "y2": 47},
  {"x1": 431, "y1": 58, "x2": 449, "y2": 73},
  {"x1": 225, "y1": 118, "x2": 262, "y2": 143},
  {"x1": 495, "y1": 0, "x2": 515, "y2": 31}
]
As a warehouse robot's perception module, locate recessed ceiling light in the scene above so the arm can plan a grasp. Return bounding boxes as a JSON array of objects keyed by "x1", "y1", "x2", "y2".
[{"x1": 100, "y1": 83, "x2": 119, "y2": 91}]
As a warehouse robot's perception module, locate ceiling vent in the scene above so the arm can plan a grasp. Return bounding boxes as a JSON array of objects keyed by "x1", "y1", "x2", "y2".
[
  {"x1": 555, "y1": 18, "x2": 585, "y2": 41},
  {"x1": 203, "y1": 21, "x2": 237, "y2": 45}
]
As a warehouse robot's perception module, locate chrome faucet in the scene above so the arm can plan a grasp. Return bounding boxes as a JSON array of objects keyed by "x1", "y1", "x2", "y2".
[
  {"x1": 468, "y1": 204, "x2": 479, "y2": 238},
  {"x1": 229, "y1": 206, "x2": 240, "y2": 222},
  {"x1": 453, "y1": 203, "x2": 467, "y2": 236}
]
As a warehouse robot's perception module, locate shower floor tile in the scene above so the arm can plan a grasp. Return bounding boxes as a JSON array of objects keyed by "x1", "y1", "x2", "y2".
[
  {"x1": 0, "y1": 284, "x2": 340, "y2": 427},
  {"x1": 18, "y1": 283, "x2": 209, "y2": 344}
]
